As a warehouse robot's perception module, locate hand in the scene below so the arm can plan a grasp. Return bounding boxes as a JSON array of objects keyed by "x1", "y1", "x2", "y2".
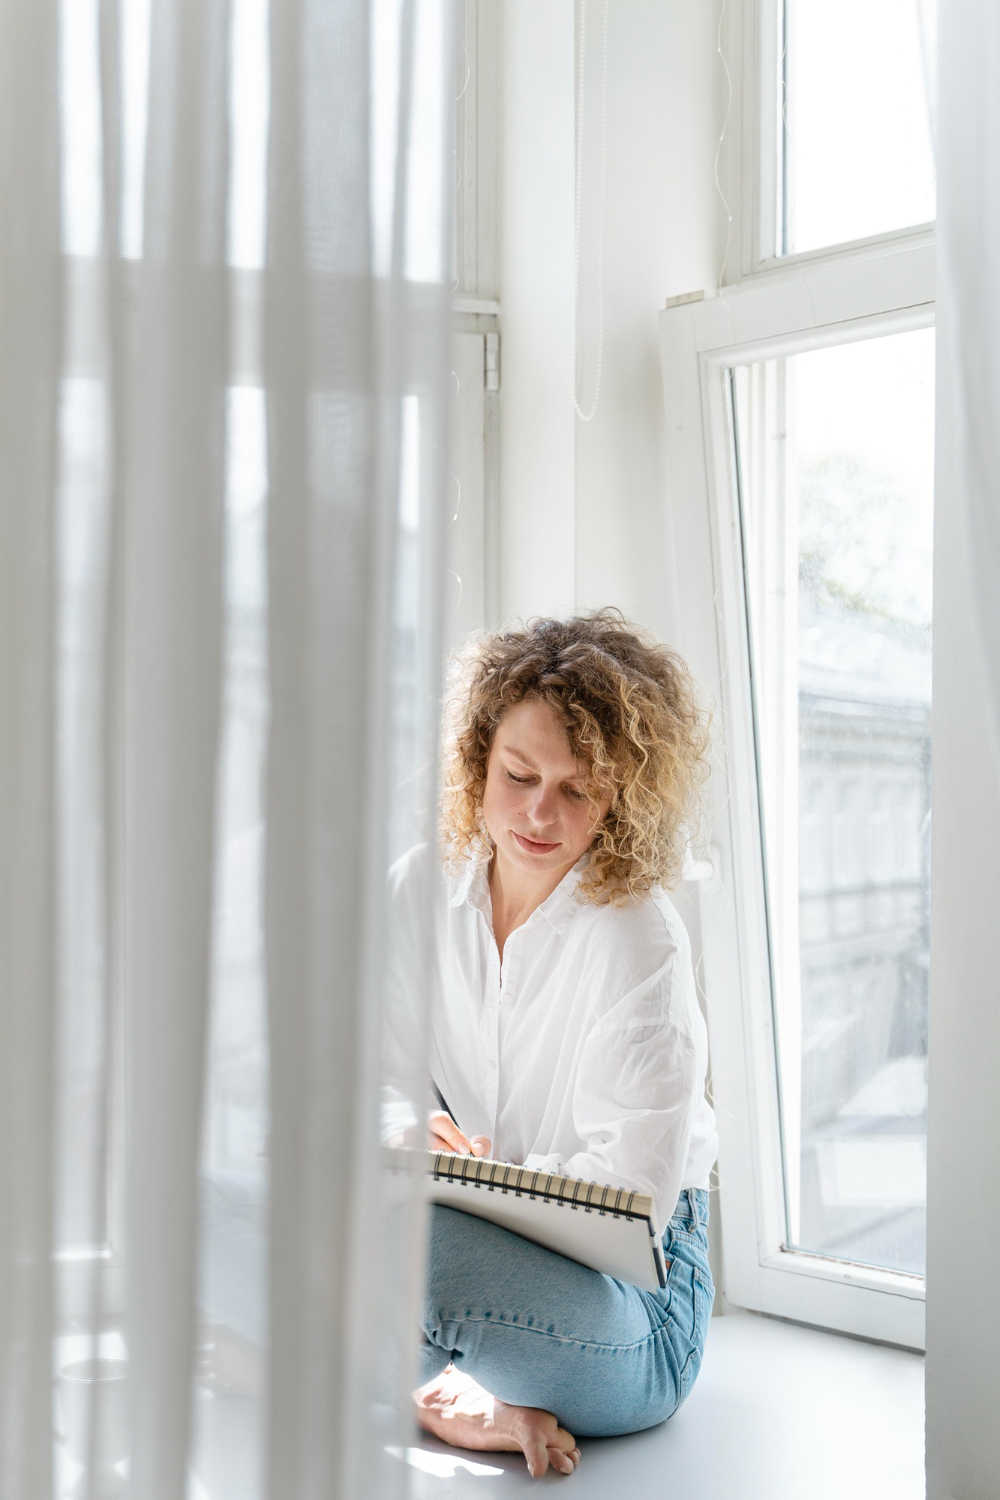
[{"x1": 428, "y1": 1110, "x2": 492, "y2": 1159}]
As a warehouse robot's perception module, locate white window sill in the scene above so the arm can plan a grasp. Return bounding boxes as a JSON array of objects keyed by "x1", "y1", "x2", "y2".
[
  {"x1": 402, "y1": 1309, "x2": 924, "y2": 1499},
  {"x1": 137, "y1": 1306, "x2": 922, "y2": 1499}
]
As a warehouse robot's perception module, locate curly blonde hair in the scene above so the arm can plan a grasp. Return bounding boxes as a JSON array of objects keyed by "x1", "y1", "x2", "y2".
[{"x1": 439, "y1": 610, "x2": 711, "y2": 905}]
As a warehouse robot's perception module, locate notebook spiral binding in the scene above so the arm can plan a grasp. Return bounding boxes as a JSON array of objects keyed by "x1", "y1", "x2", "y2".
[{"x1": 429, "y1": 1151, "x2": 641, "y2": 1221}]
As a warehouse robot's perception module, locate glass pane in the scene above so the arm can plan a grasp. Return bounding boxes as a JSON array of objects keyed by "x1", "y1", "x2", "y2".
[
  {"x1": 781, "y1": 0, "x2": 937, "y2": 254},
  {"x1": 734, "y1": 327, "x2": 934, "y2": 1276}
]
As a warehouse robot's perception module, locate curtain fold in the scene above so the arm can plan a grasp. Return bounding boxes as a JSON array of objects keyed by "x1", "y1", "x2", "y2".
[
  {"x1": 937, "y1": 0, "x2": 1000, "y2": 754},
  {"x1": 121, "y1": 1, "x2": 230, "y2": 1494},
  {"x1": 928, "y1": 2, "x2": 1000, "y2": 1496},
  {"x1": 0, "y1": 0, "x2": 453, "y2": 1495},
  {"x1": 264, "y1": 2, "x2": 454, "y2": 1494},
  {"x1": 0, "y1": 2, "x2": 62, "y2": 1495},
  {"x1": 0, "y1": 0, "x2": 455, "y2": 1492}
]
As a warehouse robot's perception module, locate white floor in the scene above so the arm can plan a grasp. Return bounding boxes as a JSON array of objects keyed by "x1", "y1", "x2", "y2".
[{"x1": 399, "y1": 1311, "x2": 925, "y2": 1500}]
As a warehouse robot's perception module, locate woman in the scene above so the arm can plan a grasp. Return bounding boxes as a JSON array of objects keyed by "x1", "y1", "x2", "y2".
[{"x1": 388, "y1": 611, "x2": 718, "y2": 1479}]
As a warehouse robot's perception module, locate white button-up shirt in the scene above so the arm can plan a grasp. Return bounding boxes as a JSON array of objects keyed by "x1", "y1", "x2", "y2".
[{"x1": 386, "y1": 844, "x2": 718, "y2": 1230}]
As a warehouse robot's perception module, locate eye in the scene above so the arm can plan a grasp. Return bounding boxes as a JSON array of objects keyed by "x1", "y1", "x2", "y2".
[
  {"x1": 505, "y1": 771, "x2": 533, "y2": 785},
  {"x1": 564, "y1": 786, "x2": 587, "y2": 801}
]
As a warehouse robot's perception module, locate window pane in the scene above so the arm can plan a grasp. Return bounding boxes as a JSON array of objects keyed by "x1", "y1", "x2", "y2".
[
  {"x1": 734, "y1": 327, "x2": 934, "y2": 1276},
  {"x1": 781, "y1": 0, "x2": 936, "y2": 254}
]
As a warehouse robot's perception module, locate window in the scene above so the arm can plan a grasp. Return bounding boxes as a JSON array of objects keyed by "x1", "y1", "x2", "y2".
[
  {"x1": 779, "y1": 0, "x2": 937, "y2": 254},
  {"x1": 664, "y1": 0, "x2": 937, "y2": 1347},
  {"x1": 661, "y1": 259, "x2": 934, "y2": 1349},
  {"x1": 728, "y1": 0, "x2": 937, "y2": 272},
  {"x1": 734, "y1": 328, "x2": 933, "y2": 1278}
]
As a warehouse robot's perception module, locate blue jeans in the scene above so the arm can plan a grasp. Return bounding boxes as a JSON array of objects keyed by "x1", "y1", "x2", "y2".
[{"x1": 421, "y1": 1187, "x2": 714, "y2": 1438}]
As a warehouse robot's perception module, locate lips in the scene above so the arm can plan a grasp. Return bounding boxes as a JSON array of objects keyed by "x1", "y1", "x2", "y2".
[{"x1": 512, "y1": 831, "x2": 561, "y2": 855}]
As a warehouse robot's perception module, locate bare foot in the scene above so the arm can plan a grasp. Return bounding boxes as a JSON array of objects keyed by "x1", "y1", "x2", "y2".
[{"x1": 415, "y1": 1365, "x2": 580, "y2": 1479}]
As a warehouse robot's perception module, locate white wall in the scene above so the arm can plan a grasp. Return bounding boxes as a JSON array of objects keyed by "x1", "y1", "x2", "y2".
[
  {"x1": 573, "y1": 1, "x2": 725, "y2": 642},
  {"x1": 497, "y1": 0, "x2": 576, "y2": 623},
  {"x1": 497, "y1": 0, "x2": 726, "y2": 636}
]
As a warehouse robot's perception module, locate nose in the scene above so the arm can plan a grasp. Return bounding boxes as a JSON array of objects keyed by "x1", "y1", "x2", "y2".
[{"x1": 527, "y1": 780, "x2": 559, "y2": 828}]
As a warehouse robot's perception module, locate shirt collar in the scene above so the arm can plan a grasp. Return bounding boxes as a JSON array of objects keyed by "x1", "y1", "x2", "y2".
[
  {"x1": 449, "y1": 845, "x2": 492, "y2": 912},
  {"x1": 535, "y1": 854, "x2": 589, "y2": 933},
  {"x1": 449, "y1": 847, "x2": 588, "y2": 934}
]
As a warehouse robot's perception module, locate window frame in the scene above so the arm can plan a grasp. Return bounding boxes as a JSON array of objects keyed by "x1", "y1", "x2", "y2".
[
  {"x1": 725, "y1": 0, "x2": 936, "y2": 279},
  {"x1": 660, "y1": 240, "x2": 934, "y2": 1349}
]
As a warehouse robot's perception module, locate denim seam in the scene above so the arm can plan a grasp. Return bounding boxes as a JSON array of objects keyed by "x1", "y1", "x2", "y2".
[
  {"x1": 678, "y1": 1272, "x2": 712, "y2": 1396},
  {"x1": 430, "y1": 1314, "x2": 670, "y2": 1357},
  {"x1": 679, "y1": 1343, "x2": 700, "y2": 1393}
]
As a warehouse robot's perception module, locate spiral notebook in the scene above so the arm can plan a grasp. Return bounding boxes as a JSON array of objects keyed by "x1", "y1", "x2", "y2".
[{"x1": 425, "y1": 1151, "x2": 667, "y2": 1292}]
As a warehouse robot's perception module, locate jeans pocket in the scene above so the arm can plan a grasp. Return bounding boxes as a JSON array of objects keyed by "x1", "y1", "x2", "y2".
[{"x1": 677, "y1": 1265, "x2": 713, "y2": 1402}]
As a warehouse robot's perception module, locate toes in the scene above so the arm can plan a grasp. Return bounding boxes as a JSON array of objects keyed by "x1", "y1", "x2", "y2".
[
  {"x1": 523, "y1": 1432, "x2": 549, "y2": 1479},
  {"x1": 548, "y1": 1447, "x2": 576, "y2": 1475}
]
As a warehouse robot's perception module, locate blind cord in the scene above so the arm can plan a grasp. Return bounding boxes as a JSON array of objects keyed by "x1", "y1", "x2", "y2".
[{"x1": 574, "y1": 0, "x2": 609, "y2": 424}]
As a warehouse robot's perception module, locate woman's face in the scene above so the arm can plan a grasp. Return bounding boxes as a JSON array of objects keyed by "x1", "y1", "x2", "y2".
[{"x1": 482, "y1": 698, "x2": 611, "y2": 880}]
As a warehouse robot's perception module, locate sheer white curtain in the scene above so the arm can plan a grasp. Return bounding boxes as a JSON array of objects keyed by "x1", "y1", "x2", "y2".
[
  {"x1": 0, "y1": 0, "x2": 453, "y2": 1495},
  {"x1": 937, "y1": 0, "x2": 1000, "y2": 740},
  {"x1": 928, "y1": 1, "x2": 1000, "y2": 1495},
  {"x1": 0, "y1": 3, "x2": 62, "y2": 1496},
  {"x1": 263, "y1": 1, "x2": 453, "y2": 1495}
]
